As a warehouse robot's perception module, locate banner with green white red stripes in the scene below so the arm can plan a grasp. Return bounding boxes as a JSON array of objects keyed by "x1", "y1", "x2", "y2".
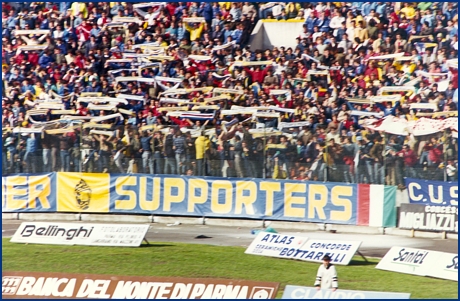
[{"x1": 357, "y1": 185, "x2": 397, "y2": 227}]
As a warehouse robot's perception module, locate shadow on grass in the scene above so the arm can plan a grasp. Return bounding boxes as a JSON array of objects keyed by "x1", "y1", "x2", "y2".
[
  {"x1": 140, "y1": 243, "x2": 174, "y2": 248},
  {"x1": 347, "y1": 259, "x2": 376, "y2": 266}
]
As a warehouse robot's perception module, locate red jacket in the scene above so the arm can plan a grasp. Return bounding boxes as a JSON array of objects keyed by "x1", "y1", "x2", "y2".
[
  {"x1": 428, "y1": 145, "x2": 443, "y2": 164},
  {"x1": 28, "y1": 52, "x2": 39, "y2": 66},
  {"x1": 76, "y1": 24, "x2": 91, "y2": 41},
  {"x1": 170, "y1": 116, "x2": 192, "y2": 128},
  {"x1": 246, "y1": 67, "x2": 268, "y2": 84},
  {"x1": 397, "y1": 149, "x2": 417, "y2": 167}
]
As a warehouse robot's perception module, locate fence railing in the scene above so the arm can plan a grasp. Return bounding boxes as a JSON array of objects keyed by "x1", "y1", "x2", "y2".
[{"x1": 2, "y1": 126, "x2": 457, "y2": 184}]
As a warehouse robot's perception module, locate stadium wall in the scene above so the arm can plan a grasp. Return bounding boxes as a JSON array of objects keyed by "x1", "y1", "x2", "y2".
[
  {"x1": 3, "y1": 172, "x2": 397, "y2": 227},
  {"x1": 248, "y1": 20, "x2": 304, "y2": 51}
]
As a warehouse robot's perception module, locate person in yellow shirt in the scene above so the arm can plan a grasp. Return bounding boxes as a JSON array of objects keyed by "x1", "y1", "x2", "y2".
[
  {"x1": 33, "y1": 82, "x2": 45, "y2": 98},
  {"x1": 184, "y1": 22, "x2": 205, "y2": 42},
  {"x1": 400, "y1": 3, "x2": 416, "y2": 20},
  {"x1": 392, "y1": 60, "x2": 416, "y2": 75},
  {"x1": 354, "y1": 15, "x2": 366, "y2": 27},
  {"x1": 273, "y1": 157, "x2": 287, "y2": 179},
  {"x1": 285, "y1": 2, "x2": 301, "y2": 19},
  {"x1": 156, "y1": 36, "x2": 169, "y2": 47},
  {"x1": 195, "y1": 133, "x2": 210, "y2": 176},
  {"x1": 219, "y1": 2, "x2": 232, "y2": 10},
  {"x1": 355, "y1": 21, "x2": 369, "y2": 42},
  {"x1": 70, "y1": 2, "x2": 88, "y2": 19}
]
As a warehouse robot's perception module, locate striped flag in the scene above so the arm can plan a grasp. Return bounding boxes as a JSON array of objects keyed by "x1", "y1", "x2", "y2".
[
  {"x1": 357, "y1": 185, "x2": 397, "y2": 227},
  {"x1": 414, "y1": 42, "x2": 426, "y2": 55},
  {"x1": 168, "y1": 112, "x2": 215, "y2": 121}
]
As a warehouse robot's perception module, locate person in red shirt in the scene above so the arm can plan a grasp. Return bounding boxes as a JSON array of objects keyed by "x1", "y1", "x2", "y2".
[
  {"x1": 397, "y1": 144, "x2": 417, "y2": 178},
  {"x1": 341, "y1": 113, "x2": 354, "y2": 130},
  {"x1": 76, "y1": 19, "x2": 92, "y2": 46},
  {"x1": 245, "y1": 66, "x2": 269, "y2": 84},
  {"x1": 428, "y1": 137, "x2": 443, "y2": 167},
  {"x1": 14, "y1": 52, "x2": 26, "y2": 65},
  {"x1": 27, "y1": 51, "x2": 39, "y2": 67},
  {"x1": 357, "y1": 74, "x2": 367, "y2": 89},
  {"x1": 166, "y1": 3, "x2": 177, "y2": 17},
  {"x1": 2, "y1": 2, "x2": 12, "y2": 12},
  {"x1": 74, "y1": 51, "x2": 85, "y2": 69},
  {"x1": 364, "y1": 62, "x2": 379, "y2": 79}
]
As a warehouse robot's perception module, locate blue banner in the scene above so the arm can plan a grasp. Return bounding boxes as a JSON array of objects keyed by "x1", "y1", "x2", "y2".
[
  {"x1": 109, "y1": 174, "x2": 357, "y2": 224},
  {"x1": 2, "y1": 173, "x2": 56, "y2": 212},
  {"x1": 2, "y1": 173, "x2": 358, "y2": 225},
  {"x1": 405, "y1": 178, "x2": 458, "y2": 207}
]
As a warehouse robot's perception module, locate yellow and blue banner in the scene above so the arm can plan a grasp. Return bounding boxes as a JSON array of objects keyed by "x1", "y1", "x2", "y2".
[
  {"x1": 2, "y1": 173, "x2": 56, "y2": 212},
  {"x1": 108, "y1": 174, "x2": 357, "y2": 224},
  {"x1": 2, "y1": 172, "x2": 372, "y2": 225}
]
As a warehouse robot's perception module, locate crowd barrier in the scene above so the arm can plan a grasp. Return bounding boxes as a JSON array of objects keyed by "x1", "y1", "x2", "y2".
[{"x1": 2, "y1": 172, "x2": 397, "y2": 227}]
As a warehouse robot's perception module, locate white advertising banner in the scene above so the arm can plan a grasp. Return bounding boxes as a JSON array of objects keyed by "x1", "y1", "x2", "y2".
[
  {"x1": 244, "y1": 232, "x2": 309, "y2": 259},
  {"x1": 294, "y1": 239, "x2": 362, "y2": 265},
  {"x1": 376, "y1": 246, "x2": 458, "y2": 281},
  {"x1": 281, "y1": 285, "x2": 411, "y2": 299},
  {"x1": 245, "y1": 233, "x2": 361, "y2": 265},
  {"x1": 10, "y1": 222, "x2": 149, "y2": 247},
  {"x1": 429, "y1": 253, "x2": 458, "y2": 282}
]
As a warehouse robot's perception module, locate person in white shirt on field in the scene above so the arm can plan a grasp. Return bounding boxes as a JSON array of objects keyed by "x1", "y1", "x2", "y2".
[{"x1": 314, "y1": 255, "x2": 338, "y2": 291}]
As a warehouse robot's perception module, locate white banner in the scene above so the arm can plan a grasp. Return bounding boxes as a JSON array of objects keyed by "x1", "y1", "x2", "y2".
[
  {"x1": 281, "y1": 286, "x2": 410, "y2": 299},
  {"x1": 245, "y1": 233, "x2": 362, "y2": 266},
  {"x1": 11, "y1": 222, "x2": 149, "y2": 247},
  {"x1": 369, "y1": 52, "x2": 405, "y2": 60},
  {"x1": 116, "y1": 94, "x2": 144, "y2": 101},
  {"x1": 183, "y1": 17, "x2": 205, "y2": 23},
  {"x1": 245, "y1": 232, "x2": 309, "y2": 259},
  {"x1": 294, "y1": 239, "x2": 362, "y2": 265},
  {"x1": 432, "y1": 253, "x2": 458, "y2": 282},
  {"x1": 278, "y1": 121, "x2": 310, "y2": 129},
  {"x1": 376, "y1": 246, "x2": 458, "y2": 281}
]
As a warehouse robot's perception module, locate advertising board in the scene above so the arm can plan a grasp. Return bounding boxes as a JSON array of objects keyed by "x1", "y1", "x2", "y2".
[
  {"x1": 10, "y1": 222, "x2": 150, "y2": 247},
  {"x1": 376, "y1": 246, "x2": 458, "y2": 281},
  {"x1": 245, "y1": 233, "x2": 361, "y2": 265},
  {"x1": 2, "y1": 271, "x2": 279, "y2": 299},
  {"x1": 281, "y1": 285, "x2": 410, "y2": 299},
  {"x1": 405, "y1": 178, "x2": 458, "y2": 206},
  {"x1": 399, "y1": 204, "x2": 458, "y2": 233}
]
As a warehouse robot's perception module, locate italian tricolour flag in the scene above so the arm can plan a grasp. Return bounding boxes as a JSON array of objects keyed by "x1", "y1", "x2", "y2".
[{"x1": 357, "y1": 184, "x2": 397, "y2": 228}]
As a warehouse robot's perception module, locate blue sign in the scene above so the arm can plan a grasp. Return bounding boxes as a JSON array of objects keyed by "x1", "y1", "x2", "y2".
[
  {"x1": 282, "y1": 285, "x2": 411, "y2": 299},
  {"x1": 2, "y1": 173, "x2": 57, "y2": 212},
  {"x1": 2, "y1": 173, "x2": 359, "y2": 225},
  {"x1": 405, "y1": 178, "x2": 458, "y2": 207},
  {"x1": 109, "y1": 174, "x2": 358, "y2": 224}
]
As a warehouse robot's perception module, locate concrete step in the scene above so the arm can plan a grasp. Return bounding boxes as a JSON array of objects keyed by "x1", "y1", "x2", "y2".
[
  {"x1": 18, "y1": 213, "x2": 79, "y2": 221},
  {"x1": 80, "y1": 214, "x2": 152, "y2": 223},
  {"x1": 265, "y1": 221, "x2": 325, "y2": 231},
  {"x1": 153, "y1": 216, "x2": 204, "y2": 225},
  {"x1": 204, "y1": 218, "x2": 263, "y2": 228}
]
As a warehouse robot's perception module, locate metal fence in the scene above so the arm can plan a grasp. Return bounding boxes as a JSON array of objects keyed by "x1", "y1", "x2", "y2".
[{"x1": 2, "y1": 126, "x2": 457, "y2": 186}]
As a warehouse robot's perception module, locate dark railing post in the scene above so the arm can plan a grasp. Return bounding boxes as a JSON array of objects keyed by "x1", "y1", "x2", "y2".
[
  {"x1": 443, "y1": 129, "x2": 448, "y2": 182},
  {"x1": 383, "y1": 132, "x2": 387, "y2": 185},
  {"x1": 263, "y1": 124, "x2": 266, "y2": 179},
  {"x1": 79, "y1": 122, "x2": 83, "y2": 173}
]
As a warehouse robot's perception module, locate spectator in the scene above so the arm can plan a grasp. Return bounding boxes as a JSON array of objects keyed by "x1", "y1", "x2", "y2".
[
  {"x1": 1, "y1": 1, "x2": 457, "y2": 186},
  {"x1": 164, "y1": 130, "x2": 176, "y2": 174},
  {"x1": 140, "y1": 131, "x2": 153, "y2": 174}
]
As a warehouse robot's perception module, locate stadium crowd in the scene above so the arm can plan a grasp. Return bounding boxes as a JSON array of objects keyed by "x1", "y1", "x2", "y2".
[{"x1": 1, "y1": 2, "x2": 458, "y2": 187}]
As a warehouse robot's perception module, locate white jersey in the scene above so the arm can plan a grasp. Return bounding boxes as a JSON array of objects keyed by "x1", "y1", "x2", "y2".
[{"x1": 314, "y1": 264, "x2": 338, "y2": 289}]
